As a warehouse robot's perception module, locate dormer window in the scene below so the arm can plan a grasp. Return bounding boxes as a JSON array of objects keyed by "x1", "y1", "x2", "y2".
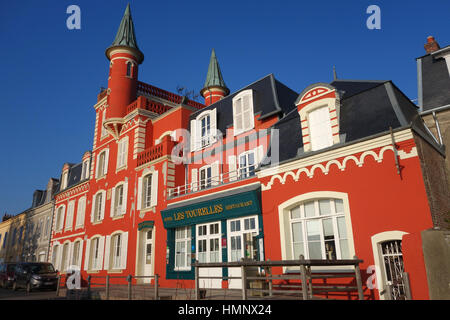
[
  {"x1": 296, "y1": 84, "x2": 340, "y2": 152},
  {"x1": 81, "y1": 159, "x2": 90, "y2": 180},
  {"x1": 233, "y1": 89, "x2": 254, "y2": 136},
  {"x1": 190, "y1": 109, "x2": 217, "y2": 151},
  {"x1": 308, "y1": 106, "x2": 333, "y2": 151},
  {"x1": 61, "y1": 172, "x2": 68, "y2": 190}
]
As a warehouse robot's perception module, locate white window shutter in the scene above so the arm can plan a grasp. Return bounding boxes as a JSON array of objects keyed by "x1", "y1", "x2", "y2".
[
  {"x1": 122, "y1": 181, "x2": 128, "y2": 215},
  {"x1": 104, "y1": 149, "x2": 109, "y2": 175},
  {"x1": 123, "y1": 138, "x2": 128, "y2": 167},
  {"x1": 212, "y1": 161, "x2": 220, "y2": 186},
  {"x1": 84, "y1": 239, "x2": 91, "y2": 271},
  {"x1": 210, "y1": 109, "x2": 217, "y2": 144},
  {"x1": 228, "y1": 156, "x2": 237, "y2": 181},
  {"x1": 100, "y1": 191, "x2": 106, "y2": 221},
  {"x1": 190, "y1": 120, "x2": 197, "y2": 152},
  {"x1": 95, "y1": 153, "x2": 100, "y2": 178},
  {"x1": 234, "y1": 98, "x2": 242, "y2": 133},
  {"x1": 104, "y1": 235, "x2": 111, "y2": 270},
  {"x1": 110, "y1": 187, "x2": 116, "y2": 217},
  {"x1": 137, "y1": 177, "x2": 143, "y2": 210},
  {"x1": 57, "y1": 246, "x2": 63, "y2": 271},
  {"x1": 150, "y1": 171, "x2": 158, "y2": 208},
  {"x1": 97, "y1": 236, "x2": 105, "y2": 270},
  {"x1": 90, "y1": 197, "x2": 95, "y2": 223},
  {"x1": 191, "y1": 168, "x2": 198, "y2": 192},
  {"x1": 68, "y1": 242, "x2": 74, "y2": 269},
  {"x1": 78, "y1": 240, "x2": 84, "y2": 269},
  {"x1": 120, "y1": 232, "x2": 128, "y2": 269}
]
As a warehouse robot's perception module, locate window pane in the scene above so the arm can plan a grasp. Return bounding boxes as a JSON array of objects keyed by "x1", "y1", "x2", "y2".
[
  {"x1": 323, "y1": 219, "x2": 334, "y2": 237},
  {"x1": 304, "y1": 201, "x2": 315, "y2": 217},
  {"x1": 293, "y1": 243, "x2": 304, "y2": 260},
  {"x1": 335, "y1": 199, "x2": 344, "y2": 213},
  {"x1": 308, "y1": 242, "x2": 322, "y2": 259},
  {"x1": 340, "y1": 240, "x2": 350, "y2": 259},
  {"x1": 319, "y1": 199, "x2": 331, "y2": 215},
  {"x1": 337, "y1": 217, "x2": 347, "y2": 239},
  {"x1": 306, "y1": 220, "x2": 320, "y2": 242},
  {"x1": 290, "y1": 206, "x2": 301, "y2": 219},
  {"x1": 292, "y1": 222, "x2": 303, "y2": 243}
]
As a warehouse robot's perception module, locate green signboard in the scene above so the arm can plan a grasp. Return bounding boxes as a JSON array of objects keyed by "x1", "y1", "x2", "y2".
[{"x1": 161, "y1": 189, "x2": 261, "y2": 229}]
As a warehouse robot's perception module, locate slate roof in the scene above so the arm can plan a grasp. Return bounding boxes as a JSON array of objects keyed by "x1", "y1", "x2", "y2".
[
  {"x1": 190, "y1": 74, "x2": 299, "y2": 133},
  {"x1": 417, "y1": 46, "x2": 450, "y2": 111},
  {"x1": 263, "y1": 79, "x2": 444, "y2": 167}
]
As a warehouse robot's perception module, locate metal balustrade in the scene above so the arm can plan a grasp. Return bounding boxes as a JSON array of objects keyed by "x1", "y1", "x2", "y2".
[
  {"x1": 192, "y1": 255, "x2": 365, "y2": 300},
  {"x1": 168, "y1": 165, "x2": 257, "y2": 199}
]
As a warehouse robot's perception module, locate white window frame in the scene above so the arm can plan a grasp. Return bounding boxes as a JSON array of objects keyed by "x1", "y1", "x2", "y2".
[
  {"x1": 116, "y1": 137, "x2": 129, "y2": 170},
  {"x1": 174, "y1": 226, "x2": 192, "y2": 271},
  {"x1": 65, "y1": 200, "x2": 75, "y2": 231},
  {"x1": 196, "y1": 222, "x2": 221, "y2": 264},
  {"x1": 95, "y1": 149, "x2": 109, "y2": 179},
  {"x1": 91, "y1": 191, "x2": 106, "y2": 223},
  {"x1": 232, "y1": 89, "x2": 254, "y2": 136},
  {"x1": 75, "y1": 196, "x2": 86, "y2": 228},
  {"x1": 278, "y1": 192, "x2": 355, "y2": 272},
  {"x1": 81, "y1": 159, "x2": 90, "y2": 180},
  {"x1": 55, "y1": 205, "x2": 66, "y2": 232},
  {"x1": 61, "y1": 171, "x2": 68, "y2": 190},
  {"x1": 308, "y1": 105, "x2": 333, "y2": 151},
  {"x1": 110, "y1": 181, "x2": 128, "y2": 218},
  {"x1": 191, "y1": 109, "x2": 217, "y2": 151},
  {"x1": 199, "y1": 165, "x2": 212, "y2": 190},
  {"x1": 238, "y1": 151, "x2": 256, "y2": 179},
  {"x1": 137, "y1": 170, "x2": 158, "y2": 210}
]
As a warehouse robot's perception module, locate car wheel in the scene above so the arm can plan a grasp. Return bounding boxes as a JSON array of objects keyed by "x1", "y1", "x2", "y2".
[{"x1": 26, "y1": 282, "x2": 32, "y2": 294}]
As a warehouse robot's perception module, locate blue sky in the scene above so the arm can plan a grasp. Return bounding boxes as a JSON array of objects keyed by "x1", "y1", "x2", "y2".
[{"x1": 0, "y1": 0, "x2": 449, "y2": 218}]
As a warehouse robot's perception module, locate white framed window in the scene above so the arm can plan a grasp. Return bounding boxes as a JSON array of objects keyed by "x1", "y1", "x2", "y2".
[
  {"x1": 52, "y1": 244, "x2": 60, "y2": 269},
  {"x1": 65, "y1": 201, "x2": 75, "y2": 230},
  {"x1": 91, "y1": 191, "x2": 106, "y2": 223},
  {"x1": 308, "y1": 106, "x2": 333, "y2": 151},
  {"x1": 238, "y1": 151, "x2": 256, "y2": 179},
  {"x1": 199, "y1": 165, "x2": 212, "y2": 190},
  {"x1": 196, "y1": 222, "x2": 221, "y2": 263},
  {"x1": 175, "y1": 226, "x2": 192, "y2": 270},
  {"x1": 190, "y1": 109, "x2": 217, "y2": 151},
  {"x1": 71, "y1": 240, "x2": 82, "y2": 268},
  {"x1": 227, "y1": 215, "x2": 259, "y2": 262},
  {"x1": 61, "y1": 242, "x2": 70, "y2": 272},
  {"x1": 117, "y1": 137, "x2": 129, "y2": 169},
  {"x1": 110, "y1": 181, "x2": 128, "y2": 217},
  {"x1": 55, "y1": 206, "x2": 65, "y2": 232},
  {"x1": 61, "y1": 172, "x2": 68, "y2": 190},
  {"x1": 112, "y1": 234, "x2": 122, "y2": 269},
  {"x1": 75, "y1": 196, "x2": 86, "y2": 228},
  {"x1": 232, "y1": 90, "x2": 254, "y2": 136},
  {"x1": 104, "y1": 231, "x2": 128, "y2": 270},
  {"x1": 95, "y1": 149, "x2": 109, "y2": 178},
  {"x1": 86, "y1": 236, "x2": 105, "y2": 271},
  {"x1": 81, "y1": 159, "x2": 90, "y2": 180},
  {"x1": 289, "y1": 198, "x2": 349, "y2": 260},
  {"x1": 137, "y1": 171, "x2": 158, "y2": 210}
]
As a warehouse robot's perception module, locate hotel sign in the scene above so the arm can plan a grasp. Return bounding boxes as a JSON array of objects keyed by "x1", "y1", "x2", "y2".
[{"x1": 161, "y1": 189, "x2": 261, "y2": 228}]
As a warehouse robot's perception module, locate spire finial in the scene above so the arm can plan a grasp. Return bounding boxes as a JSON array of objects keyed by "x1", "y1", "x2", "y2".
[{"x1": 333, "y1": 66, "x2": 338, "y2": 81}]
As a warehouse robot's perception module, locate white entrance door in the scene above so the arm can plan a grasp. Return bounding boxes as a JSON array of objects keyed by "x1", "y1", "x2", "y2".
[
  {"x1": 197, "y1": 222, "x2": 222, "y2": 288},
  {"x1": 141, "y1": 229, "x2": 154, "y2": 284},
  {"x1": 227, "y1": 216, "x2": 259, "y2": 289}
]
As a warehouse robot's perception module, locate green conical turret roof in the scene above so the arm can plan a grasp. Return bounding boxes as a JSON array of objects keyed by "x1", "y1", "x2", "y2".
[
  {"x1": 201, "y1": 49, "x2": 229, "y2": 95},
  {"x1": 105, "y1": 4, "x2": 144, "y2": 63}
]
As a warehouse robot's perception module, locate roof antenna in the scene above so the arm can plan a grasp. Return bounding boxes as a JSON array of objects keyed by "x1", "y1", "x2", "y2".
[{"x1": 333, "y1": 66, "x2": 338, "y2": 81}]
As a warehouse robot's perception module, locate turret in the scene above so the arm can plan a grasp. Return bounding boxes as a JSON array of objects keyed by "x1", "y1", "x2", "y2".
[
  {"x1": 200, "y1": 49, "x2": 229, "y2": 106},
  {"x1": 104, "y1": 4, "x2": 144, "y2": 139}
]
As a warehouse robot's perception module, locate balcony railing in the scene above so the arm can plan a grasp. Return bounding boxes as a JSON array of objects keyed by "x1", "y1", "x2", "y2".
[
  {"x1": 168, "y1": 165, "x2": 257, "y2": 199},
  {"x1": 137, "y1": 81, "x2": 205, "y2": 110},
  {"x1": 126, "y1": 96, "x2": 171, "y2": 115},
  {"x1": 136, "y1": 136, "x2": 176, "y2": 167}
]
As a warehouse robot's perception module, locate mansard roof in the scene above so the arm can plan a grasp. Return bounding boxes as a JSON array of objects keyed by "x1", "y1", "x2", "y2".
[
  {"x1": 264, "y1": 79, "x2": 444, "y2": 167},
  {"x1": 190, "y1": 73, "x2": 298, "y2": 133}
]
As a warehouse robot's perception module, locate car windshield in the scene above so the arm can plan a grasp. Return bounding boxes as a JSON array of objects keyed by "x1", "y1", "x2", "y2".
[{"x1": 27, "y1": 264, "x2": 55, "y2": 274}]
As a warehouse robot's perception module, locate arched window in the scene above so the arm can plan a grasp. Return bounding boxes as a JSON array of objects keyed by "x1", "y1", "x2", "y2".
[{"x1": 126, "y1": 61, "x2": 132, "y2": 77}]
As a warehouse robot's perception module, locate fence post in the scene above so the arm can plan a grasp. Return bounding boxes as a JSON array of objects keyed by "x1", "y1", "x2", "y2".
[
  {"x1": 241, "y1": 259, "x2": 247, "y2": 300},
  {"x1": 195, "y1": 261, "x2": 199, "y2": 300},
  {"x1": 105, "y1": 275, "x2": 110, "y2": 300},
  {"x1": 299, "y1": 255, "x2": 308, "y2": 300},
  {"x1": 87, "y1": 275, "x2": 91, "y2": 300},
  {"x1": 267, "y1": 259, "x2": 273, "y2": 297},
  {"x1": 127, "y1": 275, "x2": 132, "y2": 300},
  {"x1": 154, "y1": 274, "x2": 159, "y2": 300},
  {"x1": 354, "y1": 256, "x2": 364, "y2": 300},
  {"x1": 55, "y1": 274, "x2": 61, "y2": 297}
]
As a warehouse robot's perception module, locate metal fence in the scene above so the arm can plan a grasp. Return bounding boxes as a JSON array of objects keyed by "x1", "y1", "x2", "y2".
[
  {"x1": 56, "y1": 273, "x2": 160, "y2": 300},
  {"x1": 193, "y1": 255, "x2": 365, "y2": 300}
]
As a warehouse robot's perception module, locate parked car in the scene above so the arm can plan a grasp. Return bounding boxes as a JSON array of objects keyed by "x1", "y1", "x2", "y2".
[
  {"x1": 12, "y1": 262, "x2": 58, "y2": 292},
  {"x1": 0, "y1": 262, "x2": 17, "y2": 288}
]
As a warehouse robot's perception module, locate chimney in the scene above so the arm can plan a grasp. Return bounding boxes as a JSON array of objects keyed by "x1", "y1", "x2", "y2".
[{"x1": 424, "y1": 36, "x2": 440, "y2": 54}]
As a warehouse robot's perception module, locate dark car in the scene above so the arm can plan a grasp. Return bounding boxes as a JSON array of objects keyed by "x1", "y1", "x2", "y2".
[
  {"x1": 0, "y1": 262, "x2": 17, "y2": 288},
  {"x1": 12, "y1": 262, "x2": 58, "y2": 292}
]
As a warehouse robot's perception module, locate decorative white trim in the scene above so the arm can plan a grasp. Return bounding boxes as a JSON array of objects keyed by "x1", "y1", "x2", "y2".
[{"x1": 370, "y1": 231, "x2": 409, "y2": 300}]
